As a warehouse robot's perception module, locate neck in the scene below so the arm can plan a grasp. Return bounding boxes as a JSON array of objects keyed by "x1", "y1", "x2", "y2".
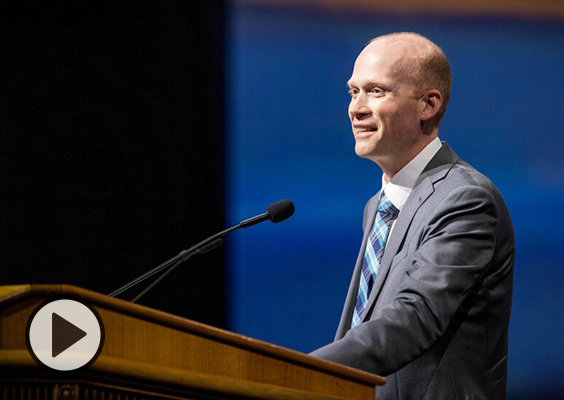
[{"x1": 380, "y1": 133, "x2": 438, "y2": 180}]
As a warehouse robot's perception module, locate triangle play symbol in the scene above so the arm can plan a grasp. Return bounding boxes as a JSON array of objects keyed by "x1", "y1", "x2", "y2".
[{"x1": 52, "y1": 312, "x2": 87, "y2": 358}]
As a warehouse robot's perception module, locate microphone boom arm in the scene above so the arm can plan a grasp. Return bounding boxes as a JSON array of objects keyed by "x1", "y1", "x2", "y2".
[{"x1": 108, "y1": 200, "x2": 294, "y2": 301}]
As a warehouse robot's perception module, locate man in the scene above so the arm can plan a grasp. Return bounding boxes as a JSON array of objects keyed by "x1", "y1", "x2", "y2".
[{"x1": 310, "y1": 33, "x2": 514, "y2": 400}]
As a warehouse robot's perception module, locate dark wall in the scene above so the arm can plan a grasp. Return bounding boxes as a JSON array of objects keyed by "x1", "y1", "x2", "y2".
[{"x1": 1, "y1": 0, "x2": 226, "y2": 327}]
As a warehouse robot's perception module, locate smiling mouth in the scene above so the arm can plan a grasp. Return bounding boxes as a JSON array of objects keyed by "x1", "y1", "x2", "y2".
[{"x1": 354, "y1": 126, "x2": 378, "y2": 136}]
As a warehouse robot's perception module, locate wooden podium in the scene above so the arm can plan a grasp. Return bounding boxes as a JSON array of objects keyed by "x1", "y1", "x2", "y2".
[{"x1": 0, "y1": 285, "x2": 385, "y2": 400}]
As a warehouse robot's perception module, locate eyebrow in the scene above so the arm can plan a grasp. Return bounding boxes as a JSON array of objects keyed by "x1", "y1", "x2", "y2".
[{"x1": 347, "y1": 80, "x2": 391, "y2": 89}]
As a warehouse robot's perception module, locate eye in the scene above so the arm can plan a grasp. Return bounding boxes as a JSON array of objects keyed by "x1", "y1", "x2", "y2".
[
  {"x1": 370, "y1": 87, "x2": 385, "y2": 96},
  {"x1": 348, "y1": 87, "x2": 359, "y2": 98}
]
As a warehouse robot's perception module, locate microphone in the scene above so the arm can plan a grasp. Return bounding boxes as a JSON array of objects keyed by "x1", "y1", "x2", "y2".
[
  {"x1": 239, "y1": 199, "x2": 295, "y2": 228},
  {"x1": 179, "y1": 199, "x2": 294, "y2": 260},
  {"x1": 109, "y1": 200, "x2": 295, "y2": 301},
  {"x1": 268, "y1": 199, "x2": 295, "y2": 222}
]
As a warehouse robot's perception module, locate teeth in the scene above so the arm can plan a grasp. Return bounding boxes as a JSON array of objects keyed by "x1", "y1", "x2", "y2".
[{"x1": 356, "y1": 127, "x2": 376, "y2": 132}]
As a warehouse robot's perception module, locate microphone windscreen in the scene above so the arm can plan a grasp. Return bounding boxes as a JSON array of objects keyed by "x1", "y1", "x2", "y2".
[{"x1": 266, "y1": 200, "x2": 295, "y2": 223}]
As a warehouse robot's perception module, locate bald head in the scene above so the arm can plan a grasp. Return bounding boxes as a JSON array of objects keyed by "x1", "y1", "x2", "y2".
[
  {"x1": 347, "y1": 32, "x2": 451, "y2": 176},
  {"x1": 365, "y1": 33, "x2": 452, "y2": 127}
]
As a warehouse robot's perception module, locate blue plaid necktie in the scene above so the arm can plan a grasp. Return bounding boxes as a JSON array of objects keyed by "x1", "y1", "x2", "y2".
[{"x1": 351, "y1": 192, "x2": 399, "y2": 328}]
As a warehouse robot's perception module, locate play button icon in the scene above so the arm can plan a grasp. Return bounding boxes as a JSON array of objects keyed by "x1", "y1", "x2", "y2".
[
  {"x1": 26, "y1": 299, "x2": 105, "y2": 371},
  {"x1": 52, "y1": 312, "x2": 87, "y2": 358}
]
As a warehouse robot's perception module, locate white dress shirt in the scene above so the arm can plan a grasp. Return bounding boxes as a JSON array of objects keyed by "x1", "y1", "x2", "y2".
[{"x1": 382, "y1": 137, "x2": 443, "y2": 235}]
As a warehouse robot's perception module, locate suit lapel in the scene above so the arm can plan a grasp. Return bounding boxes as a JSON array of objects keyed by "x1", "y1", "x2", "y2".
[{"x1": 360, "y1": 143, "x2": 459, "y2": 323}]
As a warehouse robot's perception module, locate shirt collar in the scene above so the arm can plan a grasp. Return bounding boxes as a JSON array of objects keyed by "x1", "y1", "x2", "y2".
[{"x1": 382, "y1": 137, "x2": 442, "y2": 210}]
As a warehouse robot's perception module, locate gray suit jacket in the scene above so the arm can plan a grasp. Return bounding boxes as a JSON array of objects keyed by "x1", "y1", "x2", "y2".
[{"x1": 311, "y1": 144, "x2": 514, "y2": 400}]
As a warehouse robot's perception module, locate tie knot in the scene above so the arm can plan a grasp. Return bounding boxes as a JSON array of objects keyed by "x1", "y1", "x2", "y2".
[{"x1": 378, "y1": 193, "x2": 399, "y2": 218}]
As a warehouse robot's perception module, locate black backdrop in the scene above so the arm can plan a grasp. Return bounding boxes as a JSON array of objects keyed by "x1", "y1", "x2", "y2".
[{"x1": 1, "y1": 0, "x2": 226, "y2": 327}]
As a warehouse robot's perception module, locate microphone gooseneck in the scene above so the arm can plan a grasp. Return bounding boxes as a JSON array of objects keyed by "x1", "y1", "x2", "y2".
[{"x1": 109, "y1": 199, "x2": 295, "y2": 302}]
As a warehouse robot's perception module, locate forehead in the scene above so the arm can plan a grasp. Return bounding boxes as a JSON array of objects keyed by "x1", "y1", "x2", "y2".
[{"x1": 348, "y1": 38, "x2": 424, "y2": 87}]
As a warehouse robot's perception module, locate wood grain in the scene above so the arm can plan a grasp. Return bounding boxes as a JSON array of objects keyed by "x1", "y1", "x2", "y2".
[{"x1": 0, "y1": 285, "x2": 384, "y2": 400}]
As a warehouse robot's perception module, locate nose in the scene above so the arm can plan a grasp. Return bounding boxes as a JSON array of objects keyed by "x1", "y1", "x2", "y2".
[{"x1": 349, "y1": 93, "x2": 370, "y2": 120}]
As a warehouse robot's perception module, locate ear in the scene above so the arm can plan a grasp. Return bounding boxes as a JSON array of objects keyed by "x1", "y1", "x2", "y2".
[{"x1": 420, "y1": 89, "x2": 442, "y2": 122}]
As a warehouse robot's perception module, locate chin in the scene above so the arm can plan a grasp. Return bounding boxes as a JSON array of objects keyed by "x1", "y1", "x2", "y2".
[{"x1": 354, "y1": 144, "x2": 376, "y2": 159}]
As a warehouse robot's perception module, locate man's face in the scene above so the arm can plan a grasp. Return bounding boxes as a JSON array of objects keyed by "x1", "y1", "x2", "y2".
[{"x1": 347, "y1": 39, "x2": 425, "y2": 170}]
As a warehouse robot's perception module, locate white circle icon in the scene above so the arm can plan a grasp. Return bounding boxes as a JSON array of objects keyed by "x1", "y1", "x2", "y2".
[{"x1": 26, "y1": 299, "x2": 105, "y2": 371}]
